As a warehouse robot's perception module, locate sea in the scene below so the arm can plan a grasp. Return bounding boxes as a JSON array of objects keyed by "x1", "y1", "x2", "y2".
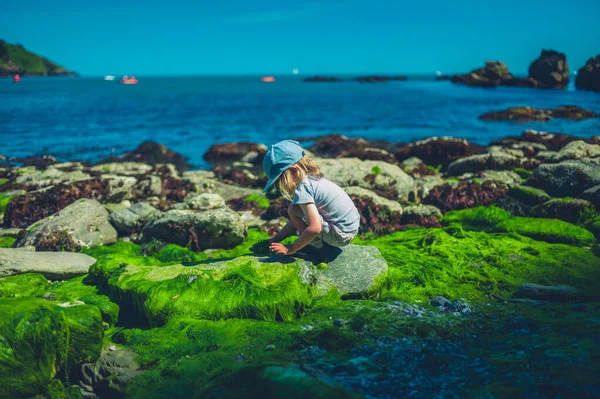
[{"x1": 1, "y1": 75, "x2": 599, "y2": 169}]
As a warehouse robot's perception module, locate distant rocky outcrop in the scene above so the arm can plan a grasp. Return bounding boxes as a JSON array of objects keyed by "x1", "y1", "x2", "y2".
[
  {"x1": 450, "y1": 61, "x2": 534, "y2": 88},
  {"x1": 528, "y1": 49, "x2": 569, "y2": 89},
  {"x1": 0, "y1": 40, "x2": 76, "y2": 77},
  {"x1": 356, "y1": 75, "x2": 407, "y2": 83},
  {"x1": 575, "y1": 55, "x2": 600, "y2": 92},
  {"x1": 479, "y1": 106, "x2": 597, "y2": 122},
  {"x1": 303, "y1": 76, "x2": 341, "y2": 82}
]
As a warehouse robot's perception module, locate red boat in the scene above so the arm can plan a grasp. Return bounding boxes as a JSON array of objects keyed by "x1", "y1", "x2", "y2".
[
  {"x1": 119, "y1": 75, "x2": 138, "y2": 84},
  {"x1": 13, "y1": 74, "x2": 20, "y2": 82}
]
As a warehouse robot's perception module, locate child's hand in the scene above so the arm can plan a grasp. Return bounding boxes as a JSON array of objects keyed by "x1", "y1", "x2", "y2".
[{"x1": 269, "y1": 243, "x2": 296, "y2": 256}]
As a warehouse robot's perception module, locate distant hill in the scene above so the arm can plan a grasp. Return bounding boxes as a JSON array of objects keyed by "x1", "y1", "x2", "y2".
[{"x1": 0, "y1": 40, "x2": 76, "y2": 77}]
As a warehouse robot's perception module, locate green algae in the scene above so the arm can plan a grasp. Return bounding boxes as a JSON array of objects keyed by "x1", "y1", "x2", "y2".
[
  {"x1": 0, "y1": 194, "x2": 13, "y2": 214},
  {"x1": 0, "y1": 178, "x2": 8, "y2": 186},
  {"x1": 442, "y1": 206, "x2": 510, "y2": 229},
  {"x1": 246, "y1": 194, "x2": 271, "y2": 209},
  {"x1": 0, "y1": 273, "x2": 49, "y2": 298},
  {"x1": 45, "y1": 379, "x2": 83, "y2": 399},
  {"x1": 0, "y1": 236, "x2": 15, "y2": 248},
  {"x1": 512, "y1": 168, "x2": 533, "y2": 179},
  {"x1": 354, "y1": 226, "x2": 600, "y2": 301},
  {"x1": 0, "y1": 298, "x2": 103, "y2": 398},
  {"x1": 505, "y1": 185, "x2": 550, "y2": 206},
  {"x1": 585, "y1": 216, "x2": 600, "y2": 239}
]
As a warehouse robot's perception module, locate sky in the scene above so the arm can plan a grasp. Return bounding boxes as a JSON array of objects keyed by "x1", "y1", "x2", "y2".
[{"x1": 1, "y1": 0, "x2": 599, "y2": 76}]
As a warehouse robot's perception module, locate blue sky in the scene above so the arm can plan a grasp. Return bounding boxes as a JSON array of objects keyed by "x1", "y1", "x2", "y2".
[{"x1": 1, "y1": 0, "x2": 598, "y2": 76}]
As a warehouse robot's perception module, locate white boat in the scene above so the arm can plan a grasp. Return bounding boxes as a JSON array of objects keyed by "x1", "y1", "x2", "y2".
[{"x1": 104, "y1": 75, "x2": 115, "y2": 81}]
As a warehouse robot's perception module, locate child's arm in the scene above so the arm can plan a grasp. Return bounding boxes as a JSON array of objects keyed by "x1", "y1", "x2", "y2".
[{"x1": 270, "y1": 203, "x2": 321, "y2": 255}]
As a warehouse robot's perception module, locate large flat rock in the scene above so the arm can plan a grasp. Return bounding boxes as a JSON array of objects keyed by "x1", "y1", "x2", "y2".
[{"x1": 0, "y1": 248, "x2": 96, "y2": 279}]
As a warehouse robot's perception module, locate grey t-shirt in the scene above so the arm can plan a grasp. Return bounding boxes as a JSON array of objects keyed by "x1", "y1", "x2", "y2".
[{"x1": 292, "y1": 177, "x2": 360, "y2": 234}]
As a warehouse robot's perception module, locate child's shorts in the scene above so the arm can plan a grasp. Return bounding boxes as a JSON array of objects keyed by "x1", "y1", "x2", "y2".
[{"x1": 303, "y1": 215, "x2": 356, "y2": 248}]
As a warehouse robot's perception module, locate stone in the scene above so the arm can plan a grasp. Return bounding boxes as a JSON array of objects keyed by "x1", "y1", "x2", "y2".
[
  {"x1": 395, "y1": 137, "x2": 484, "y2": 169},
  {"x1": 307, "y1": 134, "x2": 397, "y2": 164},
  {"x1": 0, "y1": 247, "x2": 96, "y2": 279},
  {"x1": 101, "y1": 174, "x2": 139, "y2": 202},
  {"x1": 494, "y1": 185, "x2": 551, "y2": 216},
  {"x1": 514, "y1": 283, "x2": 579, "y2": 302},
  {"x1": 90, "y1": 162, "x2": 152, "y2": 176},
  {"x1": 401, "y1": 205, "x2": 442, "y2": 227},
  {"x1": 15, "y1": 165, "x2": 92, "y2": 188},
  {"x1": 344, "y1": 187, "x2": 402, "y2": 213},
  {"x1": 449, "y1": 60, "x2": 534, "y2": 88},
  {"x1": 79, "y1": 347, "x2": 142, "y2": 398},
  {"x1": 132, "y1": 175, "x2": 162, "y2": 198},
  {"x1": 171, "y1": 193, "x2": 226, "y2": 211},
  {"x1": 344, "y1": 187, "x2": 403, "y2": 234},
  {"x1": 317, "y1": 157, "x2": 415, "y2": 200},
  {"x1": 528, "y1": 49, "x2": 569, "y2": 89},
  {"x1": 579, "y1": 185, "x2": 600, "y2": 210},
  {"x1": 531, "y1": 198, "x2": 597, "y2": 225},
  {"x1": 144, "y1": 207, "x2": 247, "y2": 250},
  {"x1": 575, "y1": 55, "x2": 600, "y2": 92},
  {"x1": 203, "y1": 142, "x2": 267, "y2": 165},
  {"x1": 479, "y1": 106, "x2": 596, "y2": 122},
  {"x1": 526, "y1": 160, "x2": 600, "y2": 197},
  {"x1": 109, "y1": 202, "x2": 163, "y2": 235},
  {"x1": 475, "y1": 170, "x2": 523, "y2": 187},
  {"x1": 183, "y1": 170, "x2": 262, "y2": 201},
  {"x1": 549, "y1": 140, "x2": 600, "y2": 162},
  {"x1": 17, "y1": 199, "x2": 117, "y2": 250},
  {"x1": 98, "y1": 141, "x2": 192, "y2": 172},
  {"x1": 447, "y1": 149, "x2": 531, "y2": 176}
]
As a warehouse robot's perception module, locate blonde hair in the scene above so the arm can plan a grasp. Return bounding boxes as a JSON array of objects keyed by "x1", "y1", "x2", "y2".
[{"x1": 277, "y1": 156, "x2": 324, "y2": 199}]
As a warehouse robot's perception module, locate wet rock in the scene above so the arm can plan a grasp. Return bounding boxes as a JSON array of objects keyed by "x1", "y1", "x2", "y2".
[
  {"x1": 395, "y1": 137, "x2": 484, "y2": 169},
  {"x1": 90, "y1": 162, "x2": 152, "y2": 176},
  {"x1": 0, "y1": 247, "x2": 96, "y2": 279},
  {"x1": 547, "y1": 140, "x2": 600, "y2": 162},
  {"x1": 144, "y1": 206, "x2": 246, "y2": 250},
  {"x1": 514, "y1": 283, "x2": 579, "y2": 302},
  {"x1": 317, "y1": 158, "x2": 415, "y2": 200},
  {"x1": 575, "y1": 54, "x2": 600, "y2": 92},
  {"x1": 423, "y1": 181, "x2": 508, "y2": 212},
  {"x1": 494, "y1": 185, "x2": 551, "y2": 216},
  {"x1": 3, "y1": 179, "x2": 110, "y2": 228},
  {"x1": 203, "y1": 142, "x2": 267, "y2": 165},
  {"x1": 479, "y1": 106, "x2": 596, "y2": 122},
  {"x1": 109, "y1": 202, "x2": 163, "y2": 235},
  {"x1": 79, "y1": 347, "x2": 143, "y2": 399},
  {"x1": 579, "y1": 185, "x2": 600, "y2": 210},
  {"x1": 528, "y1": 49, "x2": 569, "y2": 89},
  {"x1": 447, "y1": 148, "x2": 536, "y2": 176},
  {"x1": 345, "y1": 186, "x2": 403, "y2": 234},
  {"x1": 526, "y1": 160, "x2": 600, "y2": 197},
  {"x1": 98, "y1": 141, "x2": 192, "y2": 172},
  {"x1": 17, "y1": 199, "x2": 117, "y2": 250},
  {"x1": 401, "y1": 205, "x2": 442, "y2": 227},
  {"x1": 531, "y1": 198, "x2": 597, "y2": 225}
]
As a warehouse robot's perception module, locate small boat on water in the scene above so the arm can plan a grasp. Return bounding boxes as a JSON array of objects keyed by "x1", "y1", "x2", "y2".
[
  {"x1": 13, "y1": 74, "x2": 20, "y2": 82},
  {"x1": 104, "y1": 75, "x2": 115, "y2": 81},
  {"x1": 119, "y1": 75, "x2": 138, "y2": 85},
  {"x1": 260, "y1": 76, "x2": 275, "y2": 83}
]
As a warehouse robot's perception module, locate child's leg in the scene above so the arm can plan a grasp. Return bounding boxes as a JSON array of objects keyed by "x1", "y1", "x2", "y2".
[{"x1": 288, "y1": 204, "x2": 308, "y2": 234}]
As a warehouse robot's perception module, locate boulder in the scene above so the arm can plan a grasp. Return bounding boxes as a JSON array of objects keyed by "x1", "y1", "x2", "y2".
[
  {"x1": 526, "y1": 160, "x2": 600, "y2": 197},
  {"x1": 182, "y1": 170, "x2": 262, "y2": 201},
  {"x1": 109, "y1": 202, "x2": 163, "y2": 235},
  {"x1": 401, "y1": 205, "x2": 442, "y2": 227},
  {"x1": 97, "y1": 141, "x2": 192, "y2": 172},
  {"x1": 449, "y1": 60, "x2": 535, "y2": 88},
  {"x1": 514, "y1": 283, "x2": 579, "y2": 302},
  {"x1": 317, "y1": 158, "x2": 415, "y2": 200},
  {"x1": 90, "y1": 162, "x2": 152, "y2": 176},
  {"x1": 394, "y1": 137, "x2": 484, "y2": 169},
  {"x1": 447, "y1": 149, "x2": 531, "y2": 176},
  {"x1": 528, "y1": 49, "x2": 569, "y2": 89},
  {"x1": 511, "y1": 129, "x2": 580, "y2": 152},
  {"x1": 15, "y1": 165, "x2": 92, "y2": 188},
  {"x1": 479, "y1": 106, "x2": 596, "y2": 122},
  {"x1": 548, "y1": 140, "x2": 600, "y2": 162},
  {"x1": 203, "y1": 142, "x2": 267, "y2": 165},
  {"x1": 531, "y1": 198, "x2": 597, "y2": 225},
  {"x1": 344, "y1": 186, "x2": 403, "y2": 234},
  {"x1": 101, "y1": 174, "x2": 139, "y2": 202},
  {"x1": 213, "y1": 164, "x2": 267, "y2": 188},
  {"x1": 494, "y1": 185, "x2": 551, "y2": 216},
  {"x1": 144, "y1": 206, "x2": 246, "y2": 250},
  {"x1": 423, "y1": 181, "x2": 508, "y2": 212},
  {"x1": 170, "y1": 193, "x2": 226, "y2": 211},
  {"x1": 579, "y1": 185, "x2": 600, "y2": 210},
  {"x1": 575, "y1": 55, "x2": 600, "y2": 92},
  {"x1": 17, "y1": 199, "x2": 117, "y2": 250},
  {"x1": 307, "y1": 134, "x2": 397, "y2": 163},
  {"x1": 79, "y1": 347, "x2": 142, "y2": 398},
  {"x1": 0, "y1": 247, "x2": 96, "y2": 279}
]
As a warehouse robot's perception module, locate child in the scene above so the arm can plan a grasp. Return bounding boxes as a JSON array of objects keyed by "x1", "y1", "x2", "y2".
[{"x1": 262, "y1": 140, "x2": 360, "y2": 256}]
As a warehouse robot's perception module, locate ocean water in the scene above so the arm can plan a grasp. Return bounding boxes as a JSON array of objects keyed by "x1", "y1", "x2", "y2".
[{"x1": 1, "y1": 75, "x2": 599, "y2": 169}]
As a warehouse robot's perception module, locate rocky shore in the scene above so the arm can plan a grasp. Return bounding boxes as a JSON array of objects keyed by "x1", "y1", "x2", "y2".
[{"x1": 1, "y1": 135, "x2": 599, "y2": 398}]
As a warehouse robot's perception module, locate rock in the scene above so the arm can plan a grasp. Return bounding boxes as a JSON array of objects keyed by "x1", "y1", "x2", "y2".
[
  {"x1": 15, "y1": 165, "x2": 92, "y2": 188},
  {"x1": 144, "y1": 207, "x2": 247, "y2": 250},
  {"x1": 213, "y1": 165, "x2": 267, "y2": 188},
  {"x1": 401, "y1": 205, "x2": 442, "y2": 227},
  {"x1": 333, "y1": 319, "x2": 346, "y2": 327},
  {"x1": 400, "y1": 157, "x2": 436, "y2": 177},
  {"x1": 528, "y1": 49, "x2": 569, "y2": 89},
  {"x1": 90, "y1": 162, "x2": 152, "y2": 176},
  {"x1": 203, "y1": 142, "x2": 267, "y2": 165},
  {"x1": 449, "y1": 60, "x2": 533, "y2": 88},
  {"x1": 344, "y1": 186, "x2": 403, "y2": 234},
  {"x1": 514, "y1": 283, "x2": 579, "y2": 302},
  {"x1": 101, "y1": 174, "x2": 139, "y2": 202},
  {"x1": 79, "y1": 347, "x2": 142, "y2": 399},
  {"x1": 3, "y1": 179, "x2": 110, "y2": 228},
  {"x1": 171, "y1": 193, "x2": 226, "y2": 211},
  {"x1": 11, "y1": 154, "x2": 57, "y2": 169},
  {"x1": 317, "y1": 158, "x2": 415, "y2": 200},
  {"x1": 356, "y1": 75, "x2": 407, "y2": 82},
  {"x1": 308, "y1": 135, "x2": 397, "y2": 163},
  {"x1": 526, "y1": 160, "x2": 600, "y2": 197},
  {"x1": 531, "y1": 198, "x2": 597, "y2": 225},
  {"x1": 303, "y1": 76, "x2": 341, "y2": 82},
  {"x1": 395, "y1": 137, "x2": 484, "y2": 169},
  {"x1": 17, "y1": 199, "x2": 117, "y2": 250},
  {"x1": 109, "y1": 202, "x2": 163, "y2": 235},
  {"x1": 575, "y1": 55, "x2": 600, "y2": 92},
  {"x1": 0, "y1": 247, "x2": 96, "y2": 279},
  {"x1": 548, "y1": 140, "x2": 600, "y2": 162},
  {"x1": 182, "y1": 170, "x2": 262, "y2": 201},
  {"x1": 430, "y1": 296, "x2": 452, "y2": 307},
  {"x1": 474, "y1": 170, "x2": 524, "y2": 187},
  {"x1": 98, "y1": 141, "x2": 192, "y2": 172},
  {"x1": 447, "y1": 148, "x2": 535, "y2": 176},
  {"x1": 494, "y1": 185, "x2": 551, "y2": 216},
  {"x1": 131, "y1": 175, "x2": 162, "y2": 199},
  {"x1": 479, "y1": 106, "x2": 596, "y2": 122},
  {"x1": 423, "y1": 181, "x2": 508, "y2": 212},
  {"x1": 579, "y1": 185, "x2": 600, "y2": 210}
]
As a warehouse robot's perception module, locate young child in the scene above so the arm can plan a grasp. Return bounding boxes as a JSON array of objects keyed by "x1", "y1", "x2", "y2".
[{"x1": 262, "y1": 140, "x2": 360, "y2": 256}]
